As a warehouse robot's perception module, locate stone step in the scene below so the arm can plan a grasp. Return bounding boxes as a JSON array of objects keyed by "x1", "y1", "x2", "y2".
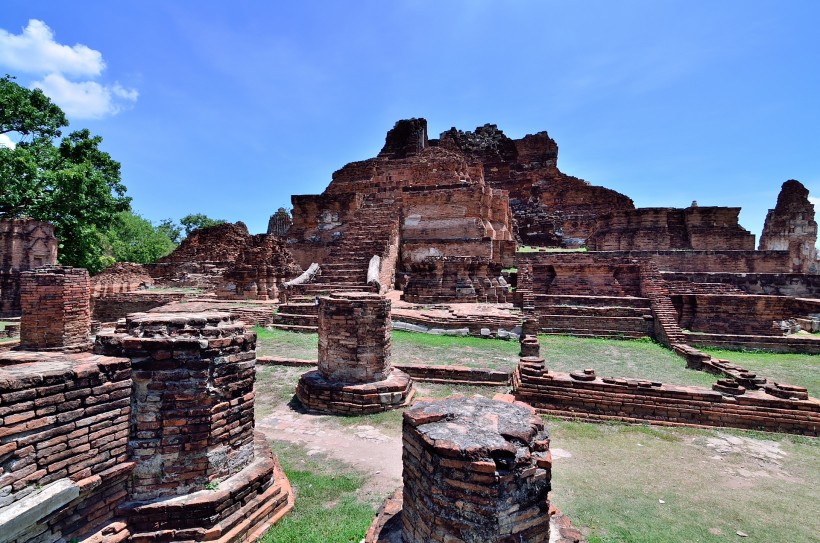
[
  {"x1": 268, "y1": 323, "x2": 318, "y2": 333},
  {"x1": 539, "y1": 328, "x2": 649, "y2": 339}
]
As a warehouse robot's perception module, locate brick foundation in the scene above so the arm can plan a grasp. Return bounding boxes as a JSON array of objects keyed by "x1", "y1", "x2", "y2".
[
  {"x1": 19, "y1": 266, "x2": 92, "y2": 352},
  {"x1": 296, "y1": 292, "x2": 414, "y2": 414},
  {"x1": 399, "y1": 396, "x2": 551, "y2": 542},
  {"x1": 513, "y1": 358, "x2": 819, "y2": 436}
]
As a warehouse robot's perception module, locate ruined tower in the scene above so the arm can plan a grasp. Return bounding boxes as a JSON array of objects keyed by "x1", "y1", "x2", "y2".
[{"x1": 759, "y1": 179, "x2": 818, "y2": 273}]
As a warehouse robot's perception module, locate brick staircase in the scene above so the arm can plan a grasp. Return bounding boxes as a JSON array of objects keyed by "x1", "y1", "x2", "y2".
[
  {"x1": 274, "y1": 196, "x2": 400, "y2": 331},
  {"x1": 317, "y1": 195, "x2": 400, "y2": 288},
  {"x1": 269, "y1": 301, "x2": 319, "y2": 333},
  {"x1": 639, "y1": 261, "x2": 686, "y2": 345},
  {"x1": 533, "y1": 295, "x2": 654, "y2": 339}
]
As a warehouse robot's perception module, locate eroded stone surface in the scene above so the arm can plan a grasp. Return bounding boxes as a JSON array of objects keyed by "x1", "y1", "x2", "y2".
[{"x1": 401, "y1": 395, "x2": 551, "y2": 543}]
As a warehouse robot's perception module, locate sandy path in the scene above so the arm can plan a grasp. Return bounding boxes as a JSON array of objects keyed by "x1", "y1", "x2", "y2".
[{"x1": 256, "y1": 405, "x2": 404, "y2": 502}]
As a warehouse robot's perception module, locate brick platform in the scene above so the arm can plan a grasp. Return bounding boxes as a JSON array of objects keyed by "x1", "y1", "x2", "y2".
[{"x1": 297, "y1": 292, "x2": 414, "y2": 414}]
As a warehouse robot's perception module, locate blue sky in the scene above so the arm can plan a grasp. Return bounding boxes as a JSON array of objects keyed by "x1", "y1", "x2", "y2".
[{"x1": 2, "y1": 1, "x2": 818, "y2": 243}]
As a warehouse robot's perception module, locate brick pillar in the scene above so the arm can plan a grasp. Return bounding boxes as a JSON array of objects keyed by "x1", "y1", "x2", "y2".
[
  {"x1": 318, "y1": 291, "x2": 392, "y2": 383},
  {"x1": 19, "y1": 266, "x2": 91, "y2": 351},
  {"x1": 402, "y1": 396, "x2": 551, "y2": 543},
  {"x1": 297, "y1": 291, "x2": 413, "y2": 414},
  {"x1": 94, "y1": 312, "x2": 256, "y2": 500}
]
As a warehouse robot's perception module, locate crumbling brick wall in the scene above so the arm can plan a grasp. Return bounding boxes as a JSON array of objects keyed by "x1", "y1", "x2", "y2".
[
  {"x1": 514, "y1": 358, "x2": 819, "y2": 435},
  {"x1": 759, "y1": 179, "x2": 818, "y2": 273},
  {"x1": 0, "y1": 351, "x2": 133, "y2": 542},
  {"x1": 0, "y1": 219, "x2": 58, "y2": 317},
  {"x1": 587, "y1": 207, "x2": 755, "y2": 251}
]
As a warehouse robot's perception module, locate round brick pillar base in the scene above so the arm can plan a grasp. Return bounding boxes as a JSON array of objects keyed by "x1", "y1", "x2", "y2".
[{"x1": 296, "y1": 367, "x2": 414, "y2": 415}]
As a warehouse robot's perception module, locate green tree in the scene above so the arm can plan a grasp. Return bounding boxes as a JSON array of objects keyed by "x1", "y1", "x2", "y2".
[
  {"x1": 180, "y1": 213, "x2": 226, "y2": 236},
  {"x1": 103, "y1": 211, "x2": 177, "y2": 264},
  {"x1": 0, "y1": 75, "x2": 129, "y2": 273}
]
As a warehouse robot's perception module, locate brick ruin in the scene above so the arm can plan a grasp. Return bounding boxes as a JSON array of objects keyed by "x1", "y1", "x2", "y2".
[
  {"x1": 296, "y1": 292, "x2": 414, "y2": 414},
  {"x1": 19, "y1": 266, "x2": 92, "y2": 352},
  {"x1": 0, "y1": 219, "x2": 58, "y2": 317},
  {"x1": 587, "y1": 206, "x2": 755, "y2": 251},
  {"x1": 759, "y1": 179, "x2": 818, "y2": 273},
  {"x1": 266, "y1": 208, "x2": 292, "y2": 237},
  {"x1": 146, "y1": 221, "x2": 301, "y2": 295},
  {"x1": 513, "y1": 354, "x2": 819, "y2": 436},
  {"x1": 366, "y1": 395, "x2": 554, "y2": 543},
  {"x1": 0, "y1": 275, "x2": 293, "y2": 542}
]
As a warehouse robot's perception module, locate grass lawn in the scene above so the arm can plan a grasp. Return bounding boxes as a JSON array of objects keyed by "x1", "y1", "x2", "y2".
[
  {"x1": 260, "y1": 442, "x2": 375, "y2": 543},
  {"x1": 253, "y1": 360, "x2": 820, "y2": 543},
  {"x1": 702, "y1": 348, "x2": 820, "y2": 398},
  {"x1": 549, "y1": 419, "x2": 820, "y2": 542},
  {"x1": 255, "y1": 327, "x2": 718, "y2": 388}
]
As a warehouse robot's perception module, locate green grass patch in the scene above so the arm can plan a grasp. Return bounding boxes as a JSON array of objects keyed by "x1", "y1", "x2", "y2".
[
  {"x1": 538, "y1": 335, "x2": 718, "y2": 387},
  {"x1": 261, "y1": 442, "x2": 375, "y2": 543},
  {"x1": 549, "y1": 419, "x2": 820, "y2": 542},
  {"x1": 255, "y1": 326, "x2": 318, "y2": 360},
  {"x1": 701, "y1": 348, "x2": 820, "y2": 398}
]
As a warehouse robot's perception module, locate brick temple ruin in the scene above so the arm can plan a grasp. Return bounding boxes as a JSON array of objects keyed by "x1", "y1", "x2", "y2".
[
  {"x1": 0, "y1": 266, "x2": 293, "y2": 542},
  {"x1": 1, "y1": 117, "x2": 819, "y2": 542}
]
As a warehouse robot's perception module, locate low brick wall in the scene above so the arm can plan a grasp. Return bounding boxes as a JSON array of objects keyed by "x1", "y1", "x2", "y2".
[
  {"x1": 662, "y1": 271, "x2": 820, "y2": 297},
  {"x1": 0, "y1": 351, "x2": 133, "y2": 542},
  {"x1": 90, "y1": 291, "x2": 191, "y2": 322},
  {"x1": 685, "y1": 332, "x2": 820, "y2": 354},
  {"x1": 674, "y1": 294, "x2": 820, "y2": 336},
  {"x1": 513, "y1": 359, "x2": 819, "y2": 436}
]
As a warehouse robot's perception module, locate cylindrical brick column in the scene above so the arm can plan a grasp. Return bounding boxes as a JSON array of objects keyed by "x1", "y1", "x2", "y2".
[
  {"x1": 19, "y1": 265, "x2": 91, "y2": 351},
  {"x1": 402, "y1": 396, "x2": 551, "y2": 543},
  {"x1": 95, "y1": 312, "x2": 257, "y2": 500},
  {"x1": 318, "y1": 291, "x2": 392, "y2": 383},
  {"x1": 297, "y1": 291, "x2": 413, "y2": 414}
]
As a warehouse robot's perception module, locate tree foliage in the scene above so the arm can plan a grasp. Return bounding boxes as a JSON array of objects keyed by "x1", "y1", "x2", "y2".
[
  {"x1": 0, "y1": 76, "x2": 130, "y2": 273},
  {"x1": 102, "y1": 211, "x2": 177, "y2": 266},
  {"x1": 180, "y1": 213, "x2": 226, "y2": 236}
]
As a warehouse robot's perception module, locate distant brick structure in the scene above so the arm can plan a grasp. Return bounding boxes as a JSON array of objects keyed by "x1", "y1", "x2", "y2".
[
  {"x1": 267, "y1": 207, "x2": 292, "y2": 237},
  {"x1": 296, "y1": 292, "x2": 414, "y2": 414},
  {"x1": 400, "y1": 396, "x2": 552, "y2": 542},
  {"x1": 0, "y1": 218, "x2": 58, "y2": 316},
  {"x1": 19, "y1": 266, "x2": 91, "y2": 351},
  {"x1": 759, "y1": 179, "x2": 818, "y2": 273},
  {"x1": 587, "y1": 207, "x2": 755, "y2": 251}
]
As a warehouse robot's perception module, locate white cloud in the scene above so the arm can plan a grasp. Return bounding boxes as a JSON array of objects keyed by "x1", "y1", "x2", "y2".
[
  {"x1": 809, "y1": 197, "x2": 820, "y2": 210},
  {"x1": 0, "y1": 19, "x2": 104, "y2": 77},
  {"x1": 0, "y1": 19, "x2": 138, "y2": 120},
  {"x1": 31, "y1": 73, "x2": 138, "y2": 120},
  {"x1": 0, "y1": 134, "x2": 16, "y2": 150}
]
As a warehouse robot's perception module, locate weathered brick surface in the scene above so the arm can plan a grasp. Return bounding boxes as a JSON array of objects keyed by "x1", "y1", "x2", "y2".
[
  {"x1": 0, "y1": 351, "x2": 133, "y2": 541},
  {"x1": 297, "y1": 292, "x2": 414, "y2": 414},
  {"x1": 759, "y1": 180, "x2": 818, "y2": 273},
  {"x1": 90, "y1": 262, "x2": 154, "y2": 296},
  {"x1": 403, "y1": 256, "x2": 508, "y2": 304},
  {"x1": 513, "y1": 358, "x2": 819, "y2": 436},
  {"x1": 0, "y1": 219, "x2": 59, "y2": 317},
  {"x1": 662, "y1": 271, "x2": 820, "y2": 297},
  {"x1": 145, "y1": 222, "x2": 300, "y2": 297},
  {"x1": 19, "y1": 266, "x2": 91, "y2": 351},
  {"x1": 673, "y1": 294, "x2": 820, "y2": 336},
  {"x1": 94, "y1": 312, "x2": 257, "y2": 501},
  {"x1": 90, "y1": 291, "x2": 193, "y2": 322},
  {"x1": 401, "y1": 396, "x2": 551, "y2": 542},
  {"x1": 587, "y1": 206, "x2": 755, "y2": 251}
]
